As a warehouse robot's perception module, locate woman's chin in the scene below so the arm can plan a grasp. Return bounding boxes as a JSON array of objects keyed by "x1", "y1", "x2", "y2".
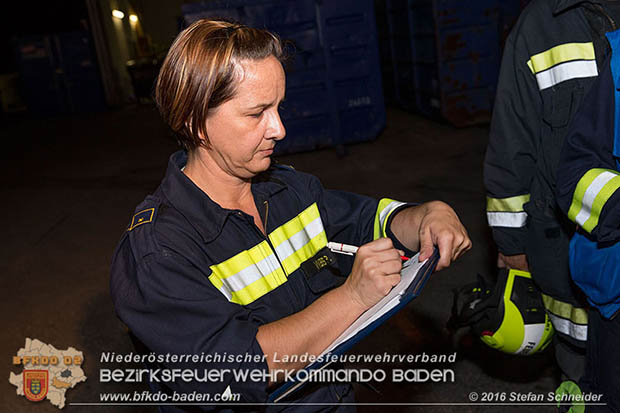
[{"x1": 242, "y1": 157, "x2": 272, "y2": 178}]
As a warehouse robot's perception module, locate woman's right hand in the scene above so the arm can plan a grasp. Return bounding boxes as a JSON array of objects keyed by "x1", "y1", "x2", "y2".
[
  {"x1": 343, "y1": 238, "x2": 403, "y2": 310},
  {"x1": 258, "y1": 237, "x2": 403, "y2": 374}
]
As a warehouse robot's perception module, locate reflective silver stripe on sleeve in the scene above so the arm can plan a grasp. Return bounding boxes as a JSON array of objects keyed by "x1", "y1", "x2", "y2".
[
  {"x1": 379, "y1": 201, "x2": 406, "y2": 233},
  {"x1": 547, "y1": 313, "x2": 587, "y2": 342},
  {"x1": 535, "y1": 60, "x2": 598, "y2": 90},
  {"x1": 486, "y1": 211, "x2": 528, "y2": 228},
  {"x1": 574, "y1": 171, "x2": 619, "y2": 227}
]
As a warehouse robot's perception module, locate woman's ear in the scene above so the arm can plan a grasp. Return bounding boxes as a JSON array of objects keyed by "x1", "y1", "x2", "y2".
[{"x1": 185, "y1": 119, "x2": 210, "y2": 149}]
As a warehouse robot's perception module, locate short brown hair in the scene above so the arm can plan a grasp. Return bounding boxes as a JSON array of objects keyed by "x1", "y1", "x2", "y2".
[{"x1": 155, "y1": 19, "x2": 283, "y2": 151}]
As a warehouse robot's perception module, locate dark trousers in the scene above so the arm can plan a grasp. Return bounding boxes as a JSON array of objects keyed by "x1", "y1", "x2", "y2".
[
  {"x1": 525, "y1": 209, "x2": 587, "y2": 381},
  {"x1": 581, "y1": 309, "x2": 620, "y2": 413}
]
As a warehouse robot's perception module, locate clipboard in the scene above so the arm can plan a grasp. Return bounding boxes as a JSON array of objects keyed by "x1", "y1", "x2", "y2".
[{"x1": 268, "y1": 248, "x2": 440, "y2": 402}]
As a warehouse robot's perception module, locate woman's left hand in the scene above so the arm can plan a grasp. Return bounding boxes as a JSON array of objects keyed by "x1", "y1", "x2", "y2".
[
  {"x1": 416, "y1": 201, "x2": 471, "y2": 270},
  {"x1": 391, "y1": 201, "x2": 471, "y2": 270}
]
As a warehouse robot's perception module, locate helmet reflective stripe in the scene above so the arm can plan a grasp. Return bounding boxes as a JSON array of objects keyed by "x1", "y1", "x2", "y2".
[
  {"x1": 481, "y1": 320, "x2": 553, "y2": 355},
  {"x1": 521, "y1": 323, "x2": 553, "y2": 355}
]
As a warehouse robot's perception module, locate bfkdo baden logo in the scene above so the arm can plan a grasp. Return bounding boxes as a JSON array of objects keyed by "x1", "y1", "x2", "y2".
[
  {"x1": 24, "y1": 370, "x2": 49, "y2": 402},
  {"x1": 9, "y1": 338, "x2": 87, "y2": 409}
]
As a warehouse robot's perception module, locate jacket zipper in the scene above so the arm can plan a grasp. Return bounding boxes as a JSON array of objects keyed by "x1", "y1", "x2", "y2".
[
  {"x1": 238, "y1": 207, "x2": 303, "y2": 309},
  {"x1": 263, "y1": 200, "x2": 269, "y2": 232}
]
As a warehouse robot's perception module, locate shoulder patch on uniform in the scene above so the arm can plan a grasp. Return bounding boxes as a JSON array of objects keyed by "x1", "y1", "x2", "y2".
[{"x1": 128, "y1": 208, "x2": 156, "y2": 231}]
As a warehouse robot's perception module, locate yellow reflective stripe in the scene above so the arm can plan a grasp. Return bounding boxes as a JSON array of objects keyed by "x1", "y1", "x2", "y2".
[
  {"x1": 208, "y1": 241, "x2": 287, "y2": 305},
  {"x1": 486, "y1": 195, "x2": 530, "y2": 228},
  {"x1": 542, "y1": 294, "x2": 588, "y2": 342},
  {"x1": 269, "y1": 203, "x2": 320, "y2": 247},
  {"x1": 269, "y1": 203, "x2": 327, "y2": 275},
  {"x1": 568, "y1": 168, "x2": 620, "y2": 232},
  {"x1": 568, "y1": 169, "x2": 603, "y2": 223},
  {"x1": 373, "y1": 199, "x2": 405, "y2": 239},
  {"x1": 209, "y1": 202, "x2": 329, "y2": 305},
  {"x1": 547, "y1": 313, "x2": 588, "y2": 342},
  {"x1": 527, "y1": 42, "x2": 595, "y2": 74},
  {"x1": 542, "y1": 294, "x2": 588, "y2": 325},
  {"x1": 226, "y1": 268, "x2": 286, "y2": 306},
  {"x1": 210, "y1": 240, "x2": 270, "y2": 277},
  {"x1": 279, "y1": 231, "x2": 327, "y2": 274},
  {"x1": 209, "y1": 263, "x2": 287, "y2": 305},
  {"x1": 486, "y1": 194, "x2": 530, "y2": 212}
]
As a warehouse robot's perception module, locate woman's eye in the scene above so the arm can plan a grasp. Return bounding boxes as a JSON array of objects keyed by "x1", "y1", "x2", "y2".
[{"x1": 249, "y1": 111, "x2": 263, "y2": 118}]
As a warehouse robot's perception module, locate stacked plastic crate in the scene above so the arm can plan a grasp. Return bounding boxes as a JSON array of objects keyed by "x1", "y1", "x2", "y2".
[
  {"x1": 182, "y1": 0, "x2": 386, "y2": 155},
  {"x1": 382, "y1": 0, "x2": 503, "y2": 126}
]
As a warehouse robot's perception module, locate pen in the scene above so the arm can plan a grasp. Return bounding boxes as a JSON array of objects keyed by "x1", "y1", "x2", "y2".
[{"x1": 327, "y1": 242, "x2": 409, "y2": 261}]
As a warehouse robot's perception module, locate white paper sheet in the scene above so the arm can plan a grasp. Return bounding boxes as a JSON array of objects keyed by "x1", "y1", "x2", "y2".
[{"x1": 320, "y1": 252, "x2": 428, "y2": 356}]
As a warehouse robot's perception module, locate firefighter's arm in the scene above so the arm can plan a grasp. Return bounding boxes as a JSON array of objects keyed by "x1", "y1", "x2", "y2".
[
  {"x1": 306, "y1": 172, "x2": 470, "y2": 271},
  {"x1": 557, "y1": 56, "x2": 620, "y2": 243},
  {"x1": 483, "y1": 32, "x2": 540, "y2": 256},
  {"x1": 388, "y1": 201, "x2": 471, "y2": 270}
]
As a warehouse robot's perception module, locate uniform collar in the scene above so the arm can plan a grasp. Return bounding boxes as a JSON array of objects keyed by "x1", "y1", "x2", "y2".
[
  {"x1": 160, "y1": 150, "x2": 287, "y2": 243},
  {"x1": 554, "y1": 0, "x2": 605, "y2": 14}
]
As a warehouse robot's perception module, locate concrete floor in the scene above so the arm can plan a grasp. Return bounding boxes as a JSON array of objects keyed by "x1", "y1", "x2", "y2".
[{"x1": 1, "y1": 106, "x2": 558, "y2": 412}]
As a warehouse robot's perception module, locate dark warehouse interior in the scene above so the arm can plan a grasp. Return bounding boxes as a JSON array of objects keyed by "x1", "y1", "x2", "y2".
[{"x1": 2, "y1": 0, "x2": 568, "y2": 412}]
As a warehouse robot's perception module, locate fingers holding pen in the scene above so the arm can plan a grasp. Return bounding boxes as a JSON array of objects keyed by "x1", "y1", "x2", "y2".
[{"x1": 344, "y1": 238, "x2": 403, "y2": 310}]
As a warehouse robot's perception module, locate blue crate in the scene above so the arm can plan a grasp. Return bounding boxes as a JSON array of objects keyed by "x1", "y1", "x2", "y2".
[
  {"x1": 382, "y1": 0, "x2": 501, "y2": 126},
  {"x1": 182, "y1": 0, "x2": 385, "y2": 154}
]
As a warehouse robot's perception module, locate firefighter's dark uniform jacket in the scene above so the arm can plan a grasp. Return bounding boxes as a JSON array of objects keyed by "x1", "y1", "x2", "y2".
[
  {"x1": 557, "y1": 29, "x2": 620, "y2": 315},
  {"x1": 556, "y1": 30, "x2": 620, "y2": 410},
  {"x1": 110, "y1": 151, "x2": 411, "y2": 409},
  {"x1": 557, "y1": 34, "x2": 620, "y2": 244},
  {"x1": 483, "y1": 0, "x2": 620, "y2": 344}
]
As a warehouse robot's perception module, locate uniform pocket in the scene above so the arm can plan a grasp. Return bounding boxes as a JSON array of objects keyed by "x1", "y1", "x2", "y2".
[
  {"x1": 303, "y1": 266, "x2": 344, "y2": 294},
  {"x1": 300, "y1": 248, "x2": 345, "y2": 294},
  {"x1": 525, "y1": 212, "x2": 573, "y2": 301},
  {"x1": 542, "y1": 85, "x2": 582, "y2": 128}
]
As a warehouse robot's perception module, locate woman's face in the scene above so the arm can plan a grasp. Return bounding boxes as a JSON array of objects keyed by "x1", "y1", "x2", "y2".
[{"x1": 203, "y1": 55, "x2": 286, "y2": 180}]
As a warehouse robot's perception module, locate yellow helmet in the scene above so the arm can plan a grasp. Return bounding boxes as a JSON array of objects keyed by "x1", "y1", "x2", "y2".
[{"x1": 449, "y1": 269, "x2": 554, "y2": 355}]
